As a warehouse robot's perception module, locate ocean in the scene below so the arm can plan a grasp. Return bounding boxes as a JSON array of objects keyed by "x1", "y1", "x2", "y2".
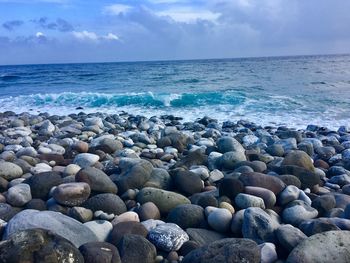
[{"x1": 0, "y1": 54, "x2": 350, "y2": 128}]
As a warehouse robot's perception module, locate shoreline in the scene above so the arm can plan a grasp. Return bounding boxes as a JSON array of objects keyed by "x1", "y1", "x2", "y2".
[{"x1": 0, "y1": 110, "x2": 350, "y2": 262}]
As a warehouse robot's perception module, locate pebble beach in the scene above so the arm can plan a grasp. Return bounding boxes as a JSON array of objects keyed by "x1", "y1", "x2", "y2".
[{"x1": 0, "y1": 110, "x2": 350, "y2": 262}]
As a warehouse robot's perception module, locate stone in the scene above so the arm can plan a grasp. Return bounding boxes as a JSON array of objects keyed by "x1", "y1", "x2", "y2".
[
  {"x1": 76, "y1": 167, "x2": 118, "y2": 194},
  {"x1": 312, "y1": 194, "x2": 336, "y2": 216},
  {"x1": 182, "y1": 238, "x2": 260, "y2": 263},
  {"x1": 239, "y1": 172, "x2": 286, "y2": 194},
  {"x1": 287, "y1": 231, "x2": 350, "y2": 263},
  {"x1": 83, "y1": 193, "x2": 126, "y2": 215},
  {"x1": 144, "y1": 168, "x2": 172, "y2": 190},
  {"x1": 275, "y1": 165, "x2": 320, "y2": 189},
  {"x1": 172, "y1": 170, "x2": 203, "y2": 196},
  {"x1": 242, "y1": 207, "x2": 279, "y2": 244},
  {"x1": 112, "y1": 211, "x2": 139, "y2": 225},
  {"x1": 114, "y1": 158, "x2": 153, "y2": 194},
  {"x1": 6, "y1": 183, "x2": 32, "y2": 207},
  {"x1": 68, "y1": 207, "x2": 93, "y2": 223},
  {"x1": 137, "y1": 202, "x2": 161, "y2": 221},
  {"x1": 278, "y1": 185, "x2": 300, "y2": 206},
  {"x1": 278, "y1": 174, "x2": 302, "y2": 188},
  {"x1": 167, "y1": 204, "x2": 205, "y2": 229},
  {"x1": 207, "y1": 208, "x2": 232, "y2": 233},
  {"x1": 276, "y1": 224, "x2": 307, "y2": 253},
  {"x1": 245, "y1": 186, "x2": 276, "y2": 208},
  {"x1": 230, "y1": 209, "x2": 245, "y2": 236},
  {"x1": 91, "y1": 137, "x2": 123, "y2": 154},
  {"x1": 216, "y1": 136, "x2": 245, "y2": 154},
  {"x1": 109, "y1": 221, "x2": 148, "y2": 245},
  {"x1": 0, "y1": 202, "x2": 22, "y2": 221},
  {"x1": 259, "y1": 242, "x2": 278, "y2": 263},
  {"x1": 282, "y1": 201, "x2": 318, "y2": 226},
  {"x1": 0, "y1": 162, "x2": 23, "y2": 180},
  {"x1": 24, "y1": 171, "x2": 63, "y2": 200},
  {"x1": 53, "y1": 182, "x2": 91, "y2": 206},
  {"x1": 220, "y1": 150, "x2": 247, "y2": 170},
  {"x1": 84, "y1": 220, "x2": 113, "y2": 242},
  {"x1": 117, "y1": 234, "x2": 157, "y2": 263},
  {"x1": 282, "y1": 150, "x2": 314, "y2": 171},
  {"x1": 137, "y1": 187, "x2": 190, "y2": 214},
  {"x1": 218, "y1": 177, "x2": 244, "y2": 200},
  {"x1": 235, "y1": 193, "x2": 266, "y2": 209},
  {"x1": 0, "y1": 228, "x2": 84, "y2": 263},
  {"x1": 147, "y1": 223, "x2": 189, "y2": 252},
  {"x1": 4, "y1": 209, "x2": 98, "y2": 247},
  {"x1": 73, "y1": 153, "x2": 100, "y2": 168},
  {"x1": 299, "y1": 219, "x2": 342, "y2": 236},
  {"x1": 79, "y1": 242, "x2": 121, "y2": 263},
  {"x1": 186, "y1": 228, "x2": 227, "y2": 246}
]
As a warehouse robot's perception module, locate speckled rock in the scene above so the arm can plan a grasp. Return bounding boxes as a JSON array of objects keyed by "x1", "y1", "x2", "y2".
[
  {"x1": 287, "y1": 231, "x2": 350, "y2": 263},
  {"x1": 182, "y1": 238, "x2": 260, "y2": 263},
  {"x1": 147, "y1": 223, "x2": 189, "y2": 252}
]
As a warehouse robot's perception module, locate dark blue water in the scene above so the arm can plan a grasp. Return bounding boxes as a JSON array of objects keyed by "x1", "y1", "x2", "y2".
[{"x1": 1, "y1": 54, "x2": 350, "y2": 128}]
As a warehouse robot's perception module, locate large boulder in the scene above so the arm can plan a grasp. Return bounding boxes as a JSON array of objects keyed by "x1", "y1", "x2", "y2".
[
  {"x1": 287, "y1": 231, "x2": 350, "y2": 263},
  {"x1": 4, "y1": 210, "x2": 98, "y2": 247},
  {"x1": 182, "y1": 238, "x2": 260, "y2": 263},
  {"x1": 0, "y1": 228, "x2": 84, "y2": 263}
]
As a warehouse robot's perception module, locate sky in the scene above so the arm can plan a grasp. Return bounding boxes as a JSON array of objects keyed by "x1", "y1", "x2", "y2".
[{"x1": 0, "y1": 0, "x2": 350, "y2": 65}]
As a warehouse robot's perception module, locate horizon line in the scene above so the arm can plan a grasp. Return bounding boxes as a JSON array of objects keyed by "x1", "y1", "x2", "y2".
[{"x1": 0, "y1": 52, "x2": 349, "y2": 67}]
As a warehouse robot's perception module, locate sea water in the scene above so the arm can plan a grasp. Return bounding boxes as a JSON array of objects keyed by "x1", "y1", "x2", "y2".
[{"x1": 1, "y1": 54, "x2": 350, "y2": 128}]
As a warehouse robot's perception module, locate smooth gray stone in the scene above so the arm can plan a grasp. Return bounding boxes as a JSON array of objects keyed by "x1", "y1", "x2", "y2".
[{"x1": 4, "y1": 209, "x2": 98, "y2": 247}]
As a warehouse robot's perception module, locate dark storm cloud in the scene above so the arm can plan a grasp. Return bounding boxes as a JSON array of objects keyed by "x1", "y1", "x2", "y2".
[
  {"x1": 2, "y1": 20, "x2": 24, "y2": 31},
  {"x1": 32, "y1": 17, "x2": 74, "y2": 32}
]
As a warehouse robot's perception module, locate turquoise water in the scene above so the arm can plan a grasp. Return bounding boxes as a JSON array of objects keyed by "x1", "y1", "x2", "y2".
[{"x1": 1, "y1": 54, "x2": 350, "y2": 128}]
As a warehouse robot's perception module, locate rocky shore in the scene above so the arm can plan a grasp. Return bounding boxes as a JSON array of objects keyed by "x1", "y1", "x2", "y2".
[{"x1": 0, "y1": 110, "x2": 350, "y2": 262}]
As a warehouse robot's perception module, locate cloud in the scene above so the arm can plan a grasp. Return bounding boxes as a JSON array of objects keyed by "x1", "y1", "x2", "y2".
[
  {"x1": 103, "y1": 4, "x2": 133, "y2": 15},
  {"x1": 72, "y1": 30, "x2": 120, "y2": 42},
  {"x1": 157, "y1": 8, "x2": 221, "y2": 23},
  {"x1": 2, "y1": 20, "x2": 24, "y2": 31},
  {"x1": 32, "y1": 17, "x2": 74, "y2": 32}
]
